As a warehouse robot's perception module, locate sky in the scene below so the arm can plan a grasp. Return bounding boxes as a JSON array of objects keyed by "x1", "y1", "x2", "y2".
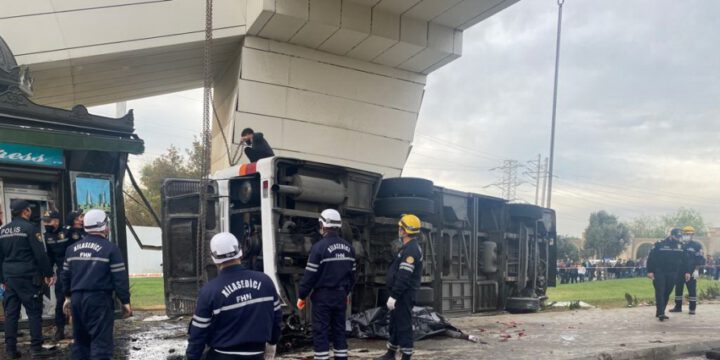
[{"x1": 90, "y1": 0, "x2": 720, "y2": 237}]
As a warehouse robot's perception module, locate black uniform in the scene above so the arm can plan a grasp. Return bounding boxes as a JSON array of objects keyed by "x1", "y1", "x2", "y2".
[
  {"x1": 673, "y1": 240, "x2": 705, "y2": 311},
  {"x1": 243, "y1": 132, "x2": 275, "y2": 163},
  {"x1": 64, "y1": 224, "x2": 86, "y2": 244},
  {"x1": 45, "y1": 224, "x2": 73, "y2": 330},
  {"x1": 647, "y1": 236, "x2": 686, "y2": 317},
  {"x1": 299, "y1": 231, "x2": 356, "y2": 360},
  {"x1": 386, "y1": 238, "x2": 423, "y2": 358},
  {"x1": 63, "y1": 234, "x2": 130, "y2": 360},
  {"x1": 187, "y1": 264, "x2": 282, "y2": 360},
  {"x1": 0, "y1": 217, "x2": 54, "y2": 355}
]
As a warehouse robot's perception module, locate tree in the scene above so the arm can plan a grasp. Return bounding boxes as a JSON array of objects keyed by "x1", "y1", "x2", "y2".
[
  {"x1": 557, "y1": 235, "x2": 581, "y2": 262},
  {"x1": 584, "y1": 210, "x2": 631, "y2": 260},
  {"x1": 124, "y1": 140, "x2": 203, "y2": 226},
  {"x1": 628, "y1": 215, "x2": 665, "y2": 238},
  {"x1": 628, "y1": 208, "x2": 708, "y2": 239},
  {"x1": 662, "y1": 207, "x2": 706, "y2": 236}
]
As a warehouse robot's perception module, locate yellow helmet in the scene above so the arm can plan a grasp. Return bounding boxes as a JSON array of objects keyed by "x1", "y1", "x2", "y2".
[
  {"x1": 682, "y1": 226, "x2": 695, "y2": 235},
  {"x1": 399, "y1": 214, "x2": 421, "y2": 234}
]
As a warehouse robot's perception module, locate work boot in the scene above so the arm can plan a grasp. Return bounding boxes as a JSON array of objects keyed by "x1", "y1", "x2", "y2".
[
  {"x1": 669, "y1": 307, "x2": 682, "y2": 313},
  {"x1": 401, "y1": 354, "x2": 412, "y2": 360},
  {"x1": 375, "y1": 350, "x2": 396, "y2": 360},
  {"x1": 30, "y1": 347, "x2": 58, "y2": 358},
  {"x1": 689, "y1": 310, "x2": 696, "y2": 315},
  {"x1": 658, "y1": 314, "x2": 669, "y2": 321},
  {"x1": 53, "y1": 327, "x2": 65, "y2": 342},
  {"x1": 5, "y1": 350, "x2": 21, "y2": 359}
]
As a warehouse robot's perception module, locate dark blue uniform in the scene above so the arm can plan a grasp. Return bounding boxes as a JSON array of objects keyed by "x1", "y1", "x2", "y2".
[
  {"x1": 64, "y1": 224, "x2": 86, "y2": 244},
  {"x1": 62, "y1": 234, "x2": 130, "y2": 360},
  {"x1": 45, "y1": 225, "x2": 73, "y2": 330},
  {"x1": 0, "y1": 217, "x2": 54, "y2": 355},
  {"x1": 299, "y1": 231, "x2": 356, "y2": 360},
  {"x1": 386, "y1": 238, "x2": 423, "y2": 358},
  {"x1": 647, "y1": 236, "x2": 686, "y2": 317},
  {"x1": 674, "y1": 240, "x2": 705, "y2": 311},
  {"x1": 186, "y1": 265, "x2": 282, "y2": 360}
]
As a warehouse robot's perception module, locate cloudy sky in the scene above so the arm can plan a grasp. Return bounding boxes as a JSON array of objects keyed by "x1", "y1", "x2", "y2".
[{"x1": 91, "y1": 0, "x2": 720, "y2": 237}]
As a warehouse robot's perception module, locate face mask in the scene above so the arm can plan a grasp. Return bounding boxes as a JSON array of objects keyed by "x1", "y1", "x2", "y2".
[
  {"x1": 682, "y1": 235, "x2": 691, "y2": 241},
  {"x1": 44, "y1": 225, "x2": 56, "y2": 232}
]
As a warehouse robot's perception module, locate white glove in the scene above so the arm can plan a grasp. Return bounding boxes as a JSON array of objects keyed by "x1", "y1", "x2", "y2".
[
  {"x1": 63, "y1": 297, "x2": 71, "y2": 317},
  {"x1": 264, "y1": 344, "x2": 276, "y2": 360},
  {"x1": 386, "y1": 296, "x2": 396, "y2": 311},
  {"x1": 693, "y1": 270, "x2": 700, "y2": 279}
]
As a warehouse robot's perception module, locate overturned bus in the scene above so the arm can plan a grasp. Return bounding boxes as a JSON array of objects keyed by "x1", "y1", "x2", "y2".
[{"x1": 161, "y1": 156, "x2": 557, "y2": 323}]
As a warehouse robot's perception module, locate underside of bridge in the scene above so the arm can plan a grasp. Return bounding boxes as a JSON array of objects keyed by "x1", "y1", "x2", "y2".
[{"x1": 1, "y1": 0, "x2": 520, "y2": 175}]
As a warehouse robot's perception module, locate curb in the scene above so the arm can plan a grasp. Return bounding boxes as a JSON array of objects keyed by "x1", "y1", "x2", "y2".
[{"x1": 574, "y1": 339, "x2": 720, "y2": 360}]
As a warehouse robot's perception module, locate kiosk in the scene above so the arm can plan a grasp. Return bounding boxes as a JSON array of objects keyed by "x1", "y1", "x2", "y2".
[{"x1": 0, "y1": 36, "x2": 143, "y2": 319}]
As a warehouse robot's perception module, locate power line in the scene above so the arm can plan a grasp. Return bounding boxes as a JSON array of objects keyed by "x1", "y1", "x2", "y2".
[{"x1": 486, "y1": 160, "x2": 524, "y2": 201}]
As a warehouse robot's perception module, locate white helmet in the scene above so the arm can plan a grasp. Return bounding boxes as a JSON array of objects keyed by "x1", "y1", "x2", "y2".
[
  {"x1": 319, "y1": 209, "x2": 342, "y2": 228},
  {"x1": 84, "y1": 209, "x2": 109, "y2": 232},
  {"x1": 210, "y1": 232, "x2": 243, "y2": 264}
]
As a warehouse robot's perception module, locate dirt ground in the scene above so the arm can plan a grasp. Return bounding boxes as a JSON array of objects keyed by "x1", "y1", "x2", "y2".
[{"x1": 5, "y1": 303, "x2": 720, "y2": 359}]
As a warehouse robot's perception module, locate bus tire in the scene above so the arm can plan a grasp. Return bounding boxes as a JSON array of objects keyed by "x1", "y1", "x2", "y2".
[
  {"x1": 377, "y1": 178, "x2": 434, "y2": 199},
  {"x1": 374, "y1": 197, "x2": 435, "y2": 217}
]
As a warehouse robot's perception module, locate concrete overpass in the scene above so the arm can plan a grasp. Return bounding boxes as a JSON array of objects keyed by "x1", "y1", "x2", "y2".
[{"x1": 0, "y1": 0, "x2": 520, "y2": 175}]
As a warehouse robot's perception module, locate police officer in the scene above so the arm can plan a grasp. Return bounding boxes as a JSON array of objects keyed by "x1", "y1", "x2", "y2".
[
  {"x1": 670, "y1": 226, "x2": 705, "y2": 314},
  {"x1": 297, "y1": 209, "x2": 356, "y2": 360},
  {"x1": 647, "y1": 228, "x2": 689, "y2": 321},
  {"x1": 62, "y1": 209, "x2": 132, "y2": 360},
  {"x1": 64, "y1": 210, "x2": 86, "y2": 243},
  {"x1": 42, "y1": 210, "x2": 71, "y2": 340},
  {"x1": 186, "y1": 232, "x2": 282, "y2": 360},
  {"x1": 377, "y1": 214, "x2": 424, "y2": 360},
  {"x1": 0, "y1": 200, "x2": 58, "y2": 358}
]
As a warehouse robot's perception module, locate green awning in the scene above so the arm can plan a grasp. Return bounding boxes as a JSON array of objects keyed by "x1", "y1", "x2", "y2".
[{"x1": 0, "y1": 125, "x2": 144, "y2": 154}]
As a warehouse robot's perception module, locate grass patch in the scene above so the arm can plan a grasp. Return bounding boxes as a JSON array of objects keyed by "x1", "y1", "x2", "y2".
[
  {"x1": 547, "y1": 277, "x2": 718, "y2": 308},
  {"x1": 130, "y1": 277, "x2": 165, "y2": 309}
]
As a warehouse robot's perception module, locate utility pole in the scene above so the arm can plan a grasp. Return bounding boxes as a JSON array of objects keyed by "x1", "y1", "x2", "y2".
[
  {"x1": 541, "y1": 157, "x2": 549, "y2": 207},
  {"x1": 487, "y1": 160, "x2": 523, "y2": 202},
  {"x1": 547, "y1": 0, "x2": 565, "y2": 208}
]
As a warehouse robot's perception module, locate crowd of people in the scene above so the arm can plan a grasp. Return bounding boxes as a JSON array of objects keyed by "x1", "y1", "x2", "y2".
[{"x1": 558, "y1": 255, "x2": 720, "y2": 284}]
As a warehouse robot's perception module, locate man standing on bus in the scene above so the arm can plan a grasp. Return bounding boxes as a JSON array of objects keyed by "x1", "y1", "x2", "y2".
[
  {"x1": 376, "y1": 214, "x2": 424, "y2": 360},
  {"x1": 240, "y1": 128, "x2": 275, "y2": 163},
  {"x1": 297, "y1": 209, "x2": 356, "y2": 360}
]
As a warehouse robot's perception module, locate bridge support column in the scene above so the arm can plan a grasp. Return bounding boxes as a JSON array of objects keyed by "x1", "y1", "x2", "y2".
[{"x1": 211, "y1": 35, "x2": 427, "y2": 175}]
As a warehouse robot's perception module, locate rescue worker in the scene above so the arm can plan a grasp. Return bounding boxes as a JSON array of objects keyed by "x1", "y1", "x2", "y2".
[
  {"x1": 376, "y1": 214, "x2": 424, "y2": 360},
  {"x1": 186, "y1": 232, "x2": 282, "y2": 360},
  {"x1": 670, "y1": 225, "x2": 705, "y2": 314},
  {"x1": 647, "y1": 228, "x2": 689, "y2": 321},
  {"x1": 297, "y1": 209, "x2": 356, "y2": 360},
  {"x1": 62, "y1": 209, "x2": 132, "y2": 359},
  {"x1": 0, "y1": 200, "x2": 58, "y2": 358},
  {"x1": 42, "y1": 210, "x2": 72, "y2": 340},
  {"x1": 240, "y1": 128, "x2": 275, "y2": 162},
  {"x1": 64, "y1": 210, "x2": 86, "y2": 243}
]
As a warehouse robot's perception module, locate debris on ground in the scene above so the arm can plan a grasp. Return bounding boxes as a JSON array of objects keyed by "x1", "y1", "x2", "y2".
[
  {"x1": 347, "y1": 306, "x2": 479, "y2": 342},
  {"x1": 548, "y1": 301, "x2": 595, "y2": 309},
  {"x1": 143, "y1": 315, "x2": 171, "y2": 322}
]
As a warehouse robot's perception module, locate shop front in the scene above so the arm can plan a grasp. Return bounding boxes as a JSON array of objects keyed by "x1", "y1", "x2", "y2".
[{"x1": 0, "y1": 36, "x2": 144, "y2": 319}]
